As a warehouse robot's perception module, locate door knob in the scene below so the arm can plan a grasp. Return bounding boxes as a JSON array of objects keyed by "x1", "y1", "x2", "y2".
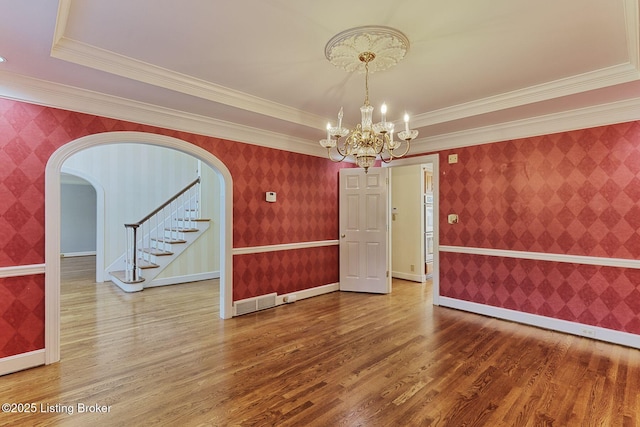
[{"x1": 341, "y1": 234, "x2": 346, "y2": 238}]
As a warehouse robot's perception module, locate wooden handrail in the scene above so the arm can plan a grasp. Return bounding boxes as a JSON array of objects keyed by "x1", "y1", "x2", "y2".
[{"x1": 125, "y1": 177, "x2": 200, "y2": 228}]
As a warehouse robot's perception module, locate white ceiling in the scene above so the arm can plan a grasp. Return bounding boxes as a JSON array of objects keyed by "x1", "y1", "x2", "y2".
[{"x1": 1, "y1": 0, "x2": 640, "y2": 156}]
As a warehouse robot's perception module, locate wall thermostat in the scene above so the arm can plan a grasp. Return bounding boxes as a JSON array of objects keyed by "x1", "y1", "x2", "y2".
[{"x1": 266, "y1": 191, "x2": 276, "y2": 202}]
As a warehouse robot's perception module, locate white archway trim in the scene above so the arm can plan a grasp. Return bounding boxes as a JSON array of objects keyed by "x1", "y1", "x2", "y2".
[
  {"x1": 60, "y1": 166, "x2": 106, "y2": 282},
  {"x1": 45, "y1": 131, "x2": 234, "y2": 364}
]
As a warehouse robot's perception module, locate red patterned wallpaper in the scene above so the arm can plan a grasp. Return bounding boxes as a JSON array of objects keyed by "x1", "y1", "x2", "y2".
[
  {"x1": 208, "y1": 139, "x2": 343, "y2": 248},
  {"x1": 441, "y1": 252, "x2": 640, "y2": 334},
  {"x1": 439, "y1": 122, "x2": 640, "y2": 258},
  {"x1": 0, "y1": 98, "x2": 345, "y2": 358},
  {"x1": 0, "y1": 99, "x2": 344, "y2": 264},
  {"x1": 3, "y1": 96, "x2": 639, "y2": 359},
  {"x1": 439, "y1": 122, "x2": 640, "y2": 332},
  {"x1": 0, "y1": 275, "x2": 44, "y2": 356},
  {"x1": 233, "y1": 246, "x2": 339, "y2": 301}
]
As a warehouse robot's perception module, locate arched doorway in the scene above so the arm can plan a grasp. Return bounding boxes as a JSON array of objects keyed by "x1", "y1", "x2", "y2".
[
  {"x1": 60, "y1": 168, "x2": 105, "y2": 282},
  {"x1": 44, "y1": 131, "x2": 233, "y2": 364}
]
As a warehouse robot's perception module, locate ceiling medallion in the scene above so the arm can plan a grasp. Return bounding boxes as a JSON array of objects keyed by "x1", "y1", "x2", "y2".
[
  {"x1": 320, "y1": 26, "x2": 418, "y2": 172},
  {"x1": 324, "y1": 26, "x2": 410, "y2": 73}
]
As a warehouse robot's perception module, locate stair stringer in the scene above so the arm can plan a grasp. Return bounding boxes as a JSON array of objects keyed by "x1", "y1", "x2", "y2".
[{"x1": 143, "y1": 221, "x2": 211, "y2": 286}]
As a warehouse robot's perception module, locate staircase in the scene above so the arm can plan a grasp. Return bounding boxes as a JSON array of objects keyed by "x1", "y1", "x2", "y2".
[{"x1": 109, "y1": 177, "x2": 210, "y2": 292}]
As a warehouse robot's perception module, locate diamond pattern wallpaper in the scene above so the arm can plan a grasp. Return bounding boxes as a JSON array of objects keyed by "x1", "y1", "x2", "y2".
[
  {"x1": 441, "y1": 252, "x2": 640, "y2": 334},
  {"x1": 0, "y1": 275, "x2": 45, "y2": 356},
  {"x1": 439, "y1": 121, "x2": 640, "y2": 332},
  {"x1": 0, "y1": 98, "x2": 346, "y2": 358},
  {"x1": 207, "y1": 138, "x2": 344, "y2": 248},
  {"x1": 233, "y1": 246, "x2": 339, "y2": 301},
  {"x1": 2, "y1": 96, "x2": 640, "y2": 359}
]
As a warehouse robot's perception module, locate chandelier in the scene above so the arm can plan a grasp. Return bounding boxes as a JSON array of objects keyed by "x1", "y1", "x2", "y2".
[{"x1": 320, "y1": 26, "x2": 418, "y2": 173}]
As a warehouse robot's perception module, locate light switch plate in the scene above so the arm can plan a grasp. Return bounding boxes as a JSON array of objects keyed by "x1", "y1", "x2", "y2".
[
  {"x1": 448, "y1": 214, "x2": 458, "y2": 224},
  {"x1": 448, "y1": 154, "x2": 458, "y2": 164}
]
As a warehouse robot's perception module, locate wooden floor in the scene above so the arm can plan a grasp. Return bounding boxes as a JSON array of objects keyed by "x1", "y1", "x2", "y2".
[{"x1": 1, "y1": 256, "x2": 639, "y2": 426}]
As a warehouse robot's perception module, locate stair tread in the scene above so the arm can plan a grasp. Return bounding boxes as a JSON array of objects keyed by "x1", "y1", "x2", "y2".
[
  {"x1": 165, "y1": 227, "x2": 199, "y2": 232},
  {"x1": 175, "y1": 218, "x2": 210, "y2": 222},
  {"x1": 140, "y1": 248, "x2": 174, "y2": 256},
  {"x1": 136, "y1": 259, "x2": 160, "y2": 269},
  {"x1": 151, "y1": 237, "x2": 187, "y2": 244}
]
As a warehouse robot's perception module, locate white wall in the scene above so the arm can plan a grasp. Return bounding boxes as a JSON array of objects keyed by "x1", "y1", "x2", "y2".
[
  {"x1": 60, "y1": 178, "x2": 96, "y2": 255},
  {"x1": 391, "y1": 164, "x2": 423, "y2": 282},
  {"x1": 157, "y1": 162, "x2": 220, "y2": 280},
  {"x1": 63, "y1": 143, "x2": 220, "y2": 280}
]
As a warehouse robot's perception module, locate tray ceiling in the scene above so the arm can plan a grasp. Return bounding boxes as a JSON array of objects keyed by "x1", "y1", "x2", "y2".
[{"x1": 1, "y1": 0, "x2": 639, "y2": 155}]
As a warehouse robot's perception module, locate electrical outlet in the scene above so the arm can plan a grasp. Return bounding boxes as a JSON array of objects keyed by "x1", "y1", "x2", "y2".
[{"x1": 410, "y1": 264, "x2": 415, "y2": 272}]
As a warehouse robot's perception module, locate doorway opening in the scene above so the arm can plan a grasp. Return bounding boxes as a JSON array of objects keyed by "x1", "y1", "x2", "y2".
[
  {"x1": 386, "y1": 154, "x2": 440, "y2": 305},
  {"x1": 44, "y1": 131, "x2": 234, "y2": 365},
  {"x1": 60, "y1": 169, "x2": 105, "y2": 281}
]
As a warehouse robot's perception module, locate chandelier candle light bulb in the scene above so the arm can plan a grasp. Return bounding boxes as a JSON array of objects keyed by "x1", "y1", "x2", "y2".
[{"x1": 320, "y1": 26, "x2": 418, "y2": 172}]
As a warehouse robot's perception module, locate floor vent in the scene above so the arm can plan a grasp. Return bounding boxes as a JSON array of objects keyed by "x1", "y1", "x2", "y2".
[
  {"x1": 257, "y1": 294, "x2": 276, "y2": 311},
  {"x1": 235, "y1": 293, "x2": 277, "y2": 316}
]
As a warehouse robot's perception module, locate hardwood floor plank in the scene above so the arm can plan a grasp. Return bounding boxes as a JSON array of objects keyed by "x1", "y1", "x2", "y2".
[{"x1": 1, "y1": 257, "x2": 639, "y2": 426}]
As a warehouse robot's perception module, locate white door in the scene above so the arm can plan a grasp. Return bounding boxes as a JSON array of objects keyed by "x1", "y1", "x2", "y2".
[{"x1": 339, "y1": 168, "x2": 391, "y2": 293}]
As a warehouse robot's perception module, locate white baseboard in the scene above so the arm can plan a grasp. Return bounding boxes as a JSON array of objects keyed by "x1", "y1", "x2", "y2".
[
  {"x1": 0, "y1": 349, "x2": 46, "y2": 376},
  {"x1": 61, "y1": 251, "x2": 96, "y2": 258},
  {"x1": 275, "y1": 283, "x2": 340, "y2": 306},
  {"x1": 146, "y1": 271, "x2": 220, "y2": 288},
  {"x1": 108, "y1": 271, "x2": 220, "y2": 293},
  {"x1": 439, "y1": 297, "x2": 640, "y2": 349},
  {"x1": 392, "y1": 271, "x2": 425, "y2": 283}
]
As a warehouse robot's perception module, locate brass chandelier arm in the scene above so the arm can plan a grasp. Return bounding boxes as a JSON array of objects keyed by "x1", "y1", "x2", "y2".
[
  {"x1": 335, "y1": 137, "x2": 355, "y2": 157},
  {"x1": 377, "y1": 138, "x2": 411, "y2": 164},
  {"x1": 326, "y1": 146, "x2": 348, "y2": 163},
  {"x1": 387, "y1": 139, "x2": 412, "y2": 159},
  {"x1": 378, "y1": 155, "x2": 393, "y2": 164}
]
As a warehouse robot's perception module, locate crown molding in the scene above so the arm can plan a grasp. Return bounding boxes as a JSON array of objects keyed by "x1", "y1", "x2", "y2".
[
  {"x1": 7, "y1": 0, "x2": 640, "y2": 161},
  {"x1": 413, "y1": 63, "x2": 640, "y2": 128},
  {"x1": 52, "y1": 5, "x2": 326, "y2": 131},
  {"x1": 51, "y1": 36, "x2": 328, "y2": 131},
  {"x1": 411, "y1": 96, "x2": 640, "y2": 153},
  {"x1": 52, "y1": 1, "x2": 326, "y2": 130},
  {"x1": 52, "y1": 0, "x2": 640, "y2": 133},
  {"x1": 2, "y1": 69, "x2": 640, "y2": 162},
  {"x1": 0, "y1": 70, "x2": 326, "y2": 158},
  {"x1": 624, "y1": 0, "x2": 640, "y2": 68},
  {"x1": 414, "y1": 0, "x2": 640, "y2": 127}
]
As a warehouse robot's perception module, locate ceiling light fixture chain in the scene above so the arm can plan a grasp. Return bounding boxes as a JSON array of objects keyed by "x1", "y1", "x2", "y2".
[
  {"x1": 361, "y1": 51, "x2": 374, "y2": 106},
  {"x1": 319, "y1": 26, "x2": 418, "y2": 173}
]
